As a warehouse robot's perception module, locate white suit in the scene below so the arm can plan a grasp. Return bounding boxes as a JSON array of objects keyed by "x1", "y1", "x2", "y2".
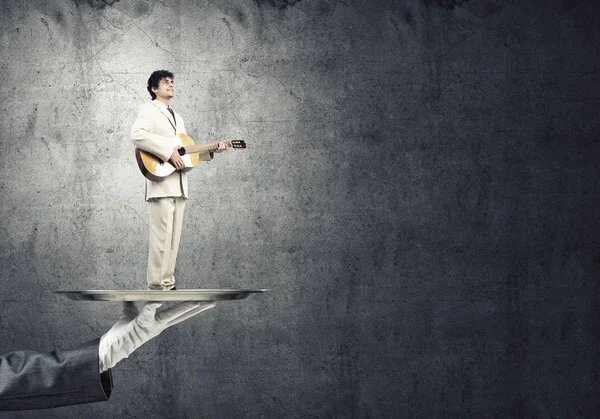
[{"x1": 131, "y1": 100, "x2": 212, "y2": 289}]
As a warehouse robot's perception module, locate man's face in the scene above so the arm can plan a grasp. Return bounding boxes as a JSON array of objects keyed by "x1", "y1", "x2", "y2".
[{"x1": 152, "y1": 77, "x2": 175, "y2": 100}]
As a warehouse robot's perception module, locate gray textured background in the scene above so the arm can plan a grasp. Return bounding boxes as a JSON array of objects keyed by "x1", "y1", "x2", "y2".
[{"x1": 0, "y1": 0, "x2": 599, "y2": 417}]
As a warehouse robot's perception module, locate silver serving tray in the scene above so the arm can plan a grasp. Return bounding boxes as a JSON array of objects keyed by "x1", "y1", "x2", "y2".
[{"x1": 53, "y1": 289, "x2": 268, "y2": 302}]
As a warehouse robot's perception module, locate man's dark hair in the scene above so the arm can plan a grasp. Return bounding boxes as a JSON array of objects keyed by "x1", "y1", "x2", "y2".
[{"x1": 147, "y1": 70, "x2": 174, "y2": 100}]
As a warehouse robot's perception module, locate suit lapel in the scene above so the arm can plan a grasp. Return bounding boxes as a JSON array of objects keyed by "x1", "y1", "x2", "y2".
[{"x1": 152, "y1": 101, "x2": 177, "y2": 133}]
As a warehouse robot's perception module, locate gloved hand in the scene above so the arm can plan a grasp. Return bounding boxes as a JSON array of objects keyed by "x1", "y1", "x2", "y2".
[{"x1": 99, "y1": 301, "x2": 215, "y2": 372}]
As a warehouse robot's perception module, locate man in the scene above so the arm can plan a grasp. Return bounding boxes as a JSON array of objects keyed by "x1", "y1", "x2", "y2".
[{"x1": 131, "y1": 70, "x2": 228, "y2": 290}]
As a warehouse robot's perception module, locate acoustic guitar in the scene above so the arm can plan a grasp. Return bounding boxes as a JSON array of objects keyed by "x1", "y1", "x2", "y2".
[{"x1": 135, "y1": 133, "x2": 246, "y2": 182}]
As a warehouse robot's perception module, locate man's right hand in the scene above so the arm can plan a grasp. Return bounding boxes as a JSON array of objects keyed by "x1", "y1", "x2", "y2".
[{"x1": 169, "y1": 147, "x2": 185, "y2": 170}]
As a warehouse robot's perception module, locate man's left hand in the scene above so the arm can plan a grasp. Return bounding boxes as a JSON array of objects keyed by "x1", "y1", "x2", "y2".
[{"x1": 214, "y1": 142, "x2": 229, "y2": 153}]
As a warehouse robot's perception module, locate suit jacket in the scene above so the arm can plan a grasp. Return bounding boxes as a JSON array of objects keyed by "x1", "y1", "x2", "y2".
[
  {"x1": 131, "y1": 100, "x2": 212, "y2": 200},
  {"x1": 0, "y1": 339, "x2": 112, "y2": 410}
]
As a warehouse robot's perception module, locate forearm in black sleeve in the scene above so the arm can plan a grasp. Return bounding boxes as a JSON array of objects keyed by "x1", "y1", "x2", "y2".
[{"x1": 0, "y1": 338, "x2": 113, "y2": 411}]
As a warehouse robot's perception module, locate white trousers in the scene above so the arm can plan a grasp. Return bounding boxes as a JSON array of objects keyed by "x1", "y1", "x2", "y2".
[{"x1": 147, "y1": 197, "x2": 186, "y2": 290}]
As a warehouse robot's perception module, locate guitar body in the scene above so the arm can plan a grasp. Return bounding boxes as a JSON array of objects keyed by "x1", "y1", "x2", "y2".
[
  {"x1": 135, "y1": 134, "x2": 246, "y2": 182},
  {"x1": 135, "y1": 134, "x2": 200, "y2": 182}
]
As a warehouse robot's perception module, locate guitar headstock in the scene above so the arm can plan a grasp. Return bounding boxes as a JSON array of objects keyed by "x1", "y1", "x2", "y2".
[{"x1": 230, "y1": 140, "x2": 246, "y2": 149}]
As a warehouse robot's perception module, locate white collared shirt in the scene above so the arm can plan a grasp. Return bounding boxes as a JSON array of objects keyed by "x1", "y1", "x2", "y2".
[{"x1": 152, "y1": 99, "x2": 170, "y2": 111}]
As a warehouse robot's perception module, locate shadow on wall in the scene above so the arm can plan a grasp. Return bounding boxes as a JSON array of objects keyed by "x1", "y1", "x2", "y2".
[
  {"x1": 256, "y1": 0, "x2": 470, "y2": 10},
  {"x1": 79, "y1": 0, "x2": 121, "y2": 9},
  {"x1": 23, "y1": 0, "x2": 123, "y2": 25},
  {"x1": 256, "y1": 0, "x2": 303, "y2": 9},
  {"x1": 428, "y1": 0, "x2": 470, "y2": 9}
]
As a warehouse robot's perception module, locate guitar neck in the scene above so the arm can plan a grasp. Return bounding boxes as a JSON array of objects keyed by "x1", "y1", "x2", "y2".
[{"x1": 182, "y1": 141, "x2": 233, "y2": 154}]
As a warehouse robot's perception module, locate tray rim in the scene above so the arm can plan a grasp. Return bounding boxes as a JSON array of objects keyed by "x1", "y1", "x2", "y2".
[{"x1": 52, "y1": 289, "x2": 269, "y2": 301}]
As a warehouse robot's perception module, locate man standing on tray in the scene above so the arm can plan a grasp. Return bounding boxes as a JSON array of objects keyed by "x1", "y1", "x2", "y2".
[{"x1": 131, "y1": 70, "x2": 228, "y2": 290}]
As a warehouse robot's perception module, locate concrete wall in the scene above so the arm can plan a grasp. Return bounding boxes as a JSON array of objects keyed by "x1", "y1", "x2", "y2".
[{"x1": 0, "y1": 0, "x2": 598, "y2": 417}]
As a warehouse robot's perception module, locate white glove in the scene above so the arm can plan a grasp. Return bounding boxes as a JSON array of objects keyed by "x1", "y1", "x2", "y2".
[{"x1": 98, "y1": 301, "x2": 215, "y2": 372}]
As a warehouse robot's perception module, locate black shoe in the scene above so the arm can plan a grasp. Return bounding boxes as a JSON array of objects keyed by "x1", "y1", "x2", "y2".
[{"x1": 171, "y1": 287, "x2": 177, "y2": 291}]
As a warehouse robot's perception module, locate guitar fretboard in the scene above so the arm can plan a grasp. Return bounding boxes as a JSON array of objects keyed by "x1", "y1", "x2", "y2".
[{"x1": 182, "y1": 141, "x2": 234, "y2": 154}]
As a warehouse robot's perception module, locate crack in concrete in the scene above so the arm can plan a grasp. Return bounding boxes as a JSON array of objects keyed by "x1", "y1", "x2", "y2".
[
  {"x1": 206, "y1": 206, "x2": 217, "y2": 225},
  {"x1": 97, "y1": 7, "x2": 129, "y2": 30},
  {"x1": 221, "y1": 17, "x2": 235, "y2": 47},
  {"x1": 231, "y1": 109, "x2": 242, "y2": 125},
  {"x1": 135, "y1": 25, "x2": 179, "y2": 59},
  {"x1": 0, "y1": 300, "x2": 5, "y2": 336},
  {"x1": 389, "y1": 17, "x2": 403, "y2": 44},
  {"x1": 61, "y1": 24, "x2": 135, "y2": 66},
  {"x1": 438, "y1": 31, "x2": 476, "y2": 60},
  {"x1": 199, "y1": 76, "x2": 264, "y2": 113},
  {"x1": 103, "y1": 0, "x2": 155, "y2": 23},
  {"x1": 69, "y1": 312, "x2": 98, "y2": 334},
  {"x1": 93, "y1": 56, "x2": 145, "y2": 102},
  {"x1": 447, "y1": 2, "x2": 522, "y2": 57},
  {"x1": 270, "y1": 74, "x2": 303, "y2": 102},
  {"x1": 124, "y1": 204, "x2": 148, "y2": 228},
  {"x1": 39, "y1": 17, "x2": 51, "y2": 34},
  {"x1": 205, "y1": 0, "x2": 232, "y2": 19}
]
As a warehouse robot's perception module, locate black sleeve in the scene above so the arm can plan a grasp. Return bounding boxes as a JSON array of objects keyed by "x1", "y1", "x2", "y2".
[{"x1": 0, "y1": 338, "x2": 113, "y2": 411}]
